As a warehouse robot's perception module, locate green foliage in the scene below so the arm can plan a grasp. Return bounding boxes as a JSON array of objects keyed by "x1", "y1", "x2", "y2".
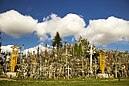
[
  {"x1": 52, "y1": 32, "x2": 62, "y2": 48},
  {"x1": 74, "y1": 39, "x2": 90, "y2": 57},
  {"x1": 74, "y1": 43, "x2": 83, "y2": 57},
  {"x1": 81, "y1": 39, "x2": 89, "y2": 46},
  {"x1": 78, "y1": 43, "x2": 83, "y2": 56},
  {"x1": 74, "y1": 43, "x2": 78, "y2": 56}
]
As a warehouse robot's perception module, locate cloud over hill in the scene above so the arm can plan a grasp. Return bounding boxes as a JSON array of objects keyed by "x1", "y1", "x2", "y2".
[
  {"x1": 0, "y1": 10, "x2": 38, "y2": 37},
  {"x1": 1, "y1": 10, "x2": 129, "y2": 46}
]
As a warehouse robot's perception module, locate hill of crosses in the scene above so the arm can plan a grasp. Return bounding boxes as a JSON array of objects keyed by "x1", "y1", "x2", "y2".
[{"x1": 0, "y1": 32, "x2": 129, "y2": 79}]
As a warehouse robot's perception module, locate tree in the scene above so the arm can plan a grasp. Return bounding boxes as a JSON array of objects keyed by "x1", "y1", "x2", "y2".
[
  {"x1": 74, "y1": 38, "x2": 90, "y2": 57},
  {"x1": 74, "y1": 43, "x2": 78, "y2": 56},
  {"x1": 74, "y1": 43, "x2": 83, "y2": 57},
  {"x1": 78, "y1": 43, "x2": 83, "y2": 57},
  {"x1": 52, "y1": 32, "x2": 62, "y2": 49}
]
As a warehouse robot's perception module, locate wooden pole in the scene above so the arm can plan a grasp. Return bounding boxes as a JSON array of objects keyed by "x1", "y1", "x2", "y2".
[{"x1": 90, "y1": 45, "x2": 93, "y2": 74}]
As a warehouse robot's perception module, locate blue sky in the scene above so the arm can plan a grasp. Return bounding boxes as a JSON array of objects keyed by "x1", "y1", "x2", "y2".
[{"x1": 0, "y1": 0, "x2": 129, "y2": 51}]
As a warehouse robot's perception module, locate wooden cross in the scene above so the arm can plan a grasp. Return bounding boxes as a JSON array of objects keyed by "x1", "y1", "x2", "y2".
[
  {"x1": 87, "y1": 44, "x2": 95, "y2": 74},
  {"x1": 66, "y1": 65, "x2": 71, "y2": 79},
  {"x1": 63, "y1": 43, "x2": 72, "y2": 65},
  {"x1": 90, "y1": 45, "x2": 93, "y2": 74}
]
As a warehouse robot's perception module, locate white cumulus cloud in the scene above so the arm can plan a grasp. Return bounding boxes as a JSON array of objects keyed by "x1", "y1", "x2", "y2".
[
  {"x1": 24, "y1": 44, "x2": 45, "y2": 55},
  {"x1": 23, "y1": 43, "x2": 52, "y2": 57},
  {"x1": 1, "y1": 44, "x2": 51, "y2": 57},
  {"x1": 1, "y1": 45, "x2": 14, "y2": 53},
  {"x1": 36, "y1": 13, "x2": 86, "y2": 41},
  {"x1": 81, "y1": 16, "x2": 129, "y2": 45},
  {"x1": 1, "y1": 10, "x2": 129, "y2": 46},
  {"x1": 0, "y1": 10, "x2": 38, "y2": 37}
]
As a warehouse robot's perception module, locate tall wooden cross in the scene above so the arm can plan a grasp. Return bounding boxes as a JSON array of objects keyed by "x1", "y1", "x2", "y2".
[
  {"x1": 82, "y1": 56, "x2": 85, "y2": 78},
  {"x1": 89, "y1": 44, "x2": 94, "y2": 74},
  {"x1": 63, "y1": 42, "x2": 72, "y2": 79},
  {"x1": 63, "y1": 43, "x2": 72, "y2": 65}
]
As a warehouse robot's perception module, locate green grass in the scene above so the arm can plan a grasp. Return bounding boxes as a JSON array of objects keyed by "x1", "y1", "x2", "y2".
[{"x1": 0, "y1": 78, "x2": 129, "y2": 86}]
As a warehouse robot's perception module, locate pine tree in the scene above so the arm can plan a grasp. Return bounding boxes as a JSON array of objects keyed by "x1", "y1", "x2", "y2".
[
  {"x1": 74, "y1": 43, "x2": 78, "y2": 56},
  {"x1": 52, "y1": 32, "x2": 62, "y2": 49},
  {"x1": 78, "y1": 43, "x2": 83, "y2": 57},
  {"x1": 74, "y1": 43, "x2": 83, "y2": 57}
]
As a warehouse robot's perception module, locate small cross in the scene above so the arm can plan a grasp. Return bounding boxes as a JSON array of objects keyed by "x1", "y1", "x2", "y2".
[{"x1": 66, "y1": 65, "x2": 71, "y2": 79}]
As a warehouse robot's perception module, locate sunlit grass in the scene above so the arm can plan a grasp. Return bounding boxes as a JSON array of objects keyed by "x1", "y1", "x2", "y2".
[{"x1": 0, "y1": 78, "x2": 129, "y2": 86}]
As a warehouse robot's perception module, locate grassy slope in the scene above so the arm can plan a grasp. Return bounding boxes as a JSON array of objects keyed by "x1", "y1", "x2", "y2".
[{"x1": 0, "y1": 78, "x2": 129, "y2": 86}]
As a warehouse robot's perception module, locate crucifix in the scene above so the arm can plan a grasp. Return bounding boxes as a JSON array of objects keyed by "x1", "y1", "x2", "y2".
[
  {"x1": 78, "y1": 36, "x2": 85, "y2": 78},
  {"x1": 82, "y1": 56, "x2": 85, "y2": 78},
  {"x1": 89, "y1": 44, "x2": 94, "y2": 74},
  {"x1": 63, "y1": 42, "x2": 72, "y2": 65},
  {"x1": 49, "y1": 64, "x2": 53, "y2": 79},
  {"x1": 66, "y1": 65, "x2": 71, "y2": 79},
  {"x1": 20, "y1": 44, "x2": 24, "y2": 64},
  {"x1": 65, "y1": 46, "x2": 68, "y2": 65},
  {"x1": 63, "y1": 42, "x2": 72, "y2": 79}
]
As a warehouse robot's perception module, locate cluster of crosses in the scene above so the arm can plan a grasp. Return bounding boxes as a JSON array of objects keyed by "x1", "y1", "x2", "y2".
[{"x1": 0, "y1": 37, "x2": 129, "y2": 79}]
